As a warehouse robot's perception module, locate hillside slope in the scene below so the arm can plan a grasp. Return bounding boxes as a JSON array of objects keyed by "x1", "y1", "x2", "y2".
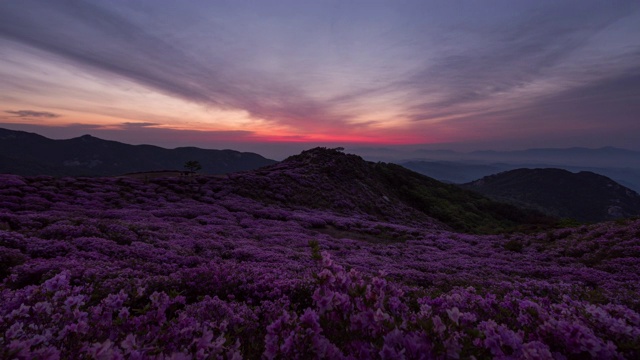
[
  {"x1": 228, "y1": 148, "x2": 556, "y2": 233},
  {"x1": 1, "y1": 169, "x2": 639, "y2": 358},
  {"x1": 462, "y1": 168, "x2": 640, "y2": 222},
  {"x1": 0, "y1": 128, "x2": 276, "y2": 176}
]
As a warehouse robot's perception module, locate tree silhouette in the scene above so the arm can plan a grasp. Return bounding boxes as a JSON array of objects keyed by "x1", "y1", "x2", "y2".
[{"x1": 184, "y1": 160, "x2": 202, "y2": 173}]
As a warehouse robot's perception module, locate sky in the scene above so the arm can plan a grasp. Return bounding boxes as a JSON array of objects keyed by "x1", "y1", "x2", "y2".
[{"x1": 0, "y1": 0, "x2": 639, "y2": 159}]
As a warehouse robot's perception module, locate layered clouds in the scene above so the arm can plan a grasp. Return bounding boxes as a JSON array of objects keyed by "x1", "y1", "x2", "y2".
[{"x1": 0, "y1": 0, "x2": 639, "y2": 154}]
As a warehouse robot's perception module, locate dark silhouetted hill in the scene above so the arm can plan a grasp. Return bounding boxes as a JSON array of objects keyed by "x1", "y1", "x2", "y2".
[
  {"x1": 351, "y1": 146, "x2": 640, "y2": 193},
  {"x1": 0, "y1": 128, "x2": 276, "y2": 176},
  {"x1": 467, "y1": 147, "x2": 640, "y2": 167},
  {"x1": 400, "y1": 160, "x2": 640, "y2": 193},
  {"x1": 227, "y1": 147, "x2": 557, "y2": 233},
  {"x1": 462, "y1": 168, "x2": 640, "y2": 222}
]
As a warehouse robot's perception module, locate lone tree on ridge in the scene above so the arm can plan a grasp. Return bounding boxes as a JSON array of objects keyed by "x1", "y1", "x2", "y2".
[{"x1": 184, "y1": 160, "x2": 202, "y2": 173}]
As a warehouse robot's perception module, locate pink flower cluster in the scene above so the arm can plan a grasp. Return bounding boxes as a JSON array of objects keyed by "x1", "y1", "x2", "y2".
[{"x1": 1, "y1": 174, "x2": 639, "y2": 358}]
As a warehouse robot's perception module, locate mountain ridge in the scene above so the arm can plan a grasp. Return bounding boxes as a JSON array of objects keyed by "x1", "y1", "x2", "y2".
[
  {"x1": 462, "y1": 168, "x2": 640, "y2": 222},
  {"x1": 0, "y1": 127, "x2": 276, "y2": 176},
  {"x1": 226, "y1": 147, "x2": 557, "y2": 233}
]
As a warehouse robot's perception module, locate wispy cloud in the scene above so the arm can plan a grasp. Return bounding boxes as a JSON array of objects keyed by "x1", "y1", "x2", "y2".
[
  {"x1": 120, "y1": 122, "x2": 160, "y2": 128},
  {"x1": 5, "y1": 109, "x2": 60, "y2": 118},
  {"x1": 0, "y1": 0, "x2": 347, "y2": 132},
  {"x1": 399, "y1": 3, "x2": 639, "y2": 120}
]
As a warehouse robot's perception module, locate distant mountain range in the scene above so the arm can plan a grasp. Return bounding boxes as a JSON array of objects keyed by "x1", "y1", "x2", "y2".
[
  {"x1": 401, "y1": 160, "x2": 640, "y2": 193},
  {"x1": 351, "y1": 146, "x2": 640, "y2": 193},
  {"x1": 353, "y1": 146, "x2": 640, "y2": 168},
  {"x1": 462, "y1": 168, "x2": 640, "y2": 222},
  {"x1": 0, "y1": 128, "x2": 276, "y2": 176},
  {"x1": 400, "y1": 161, "x2": 507, "y2": 184},
  {"x1": 3, "y1": 127, "x2": 638, "y2": 225},
  {"x1": 463, "y1": 147, "x2": 640, "y2": 167}
]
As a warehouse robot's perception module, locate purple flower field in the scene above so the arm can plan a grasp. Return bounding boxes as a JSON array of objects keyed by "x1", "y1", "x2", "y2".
[{"x1": 1, "y1": 170, "x2": 639, "y2": 359}]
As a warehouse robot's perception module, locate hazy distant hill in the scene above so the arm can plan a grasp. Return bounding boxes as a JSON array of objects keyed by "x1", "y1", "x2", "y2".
[
  {"x1": 400, "y1": 160, "x2": 508, "y2": 184},
  {"x1": 353, "y1": 145, "x2": 640, "y2": 166},
  {"x1": 227, "y1": 147, "x2": 556, "y2": 234},
  {"x1": 465, "y1": 147, "x2": 640, "y2": 168},
  {"x1": 0, "y1": 128, "x2": 276, "y2": 176},
  {"x1": 400, "y1": 160, "x2": 640, "y2": 193},
  {"x1": 462, "y1": 168, "x2": 640, "y2": 222}
]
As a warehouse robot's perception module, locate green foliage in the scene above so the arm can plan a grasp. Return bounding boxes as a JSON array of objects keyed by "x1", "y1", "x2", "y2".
[
  {"x1": 308, "y1": 239, "x2": 322, "y2": 261},
  {"x1": 183, "y1": 160, "x2": 202, "y2": 173},
  {"x1": 558, "y1": 218, "x2": 581, "y2": 227},
  {"x1": 503, "y1": 239, "x2": 524, "y2": 253},
  {"x1": 0, "y1": 247, "x2": 26, "y2": 280},
  {"x1": 375, "y1": 162, "x2": 558, "y2": 234}
]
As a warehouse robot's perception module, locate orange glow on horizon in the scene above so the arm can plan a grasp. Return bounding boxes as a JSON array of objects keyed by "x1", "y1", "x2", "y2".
[
  {"x1": 0, "y1": 116, "x2": 438, "y2": 145},
  {"x1": 245, "y1": 132, "x2": 428, "y2": 144}
]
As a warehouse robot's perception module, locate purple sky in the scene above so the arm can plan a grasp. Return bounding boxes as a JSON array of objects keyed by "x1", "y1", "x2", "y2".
[{"x1": 1, "y1": 0, "x2": 639, "y2": 159}]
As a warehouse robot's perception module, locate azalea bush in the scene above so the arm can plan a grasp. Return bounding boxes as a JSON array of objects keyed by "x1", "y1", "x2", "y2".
[{"x1": 1, "y1": 173, "x2": 640, "y2": 358}]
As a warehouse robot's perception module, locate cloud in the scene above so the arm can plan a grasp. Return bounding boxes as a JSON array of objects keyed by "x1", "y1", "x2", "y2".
[
  {"x1": 5, "y1": 110, "x2": 60, "y2": 118},
  {"x1": 0, "y1": 0, "x2": 348, "y2": 132},
  {"x1": 0, "y1": 0, "x2": 639, "y2": 145},
  {"x1": 505, "y1": 69, "x2": 640, "y2": 129},
  {"x1": 120, "y1": 122, "x2": 160, "y2": 128},
  {"x1": 395, "y1": 2, "x2": 640, "y2": 119},
  {"x1": 403, "y1": 67, "x2": 640, "y2": 148}
]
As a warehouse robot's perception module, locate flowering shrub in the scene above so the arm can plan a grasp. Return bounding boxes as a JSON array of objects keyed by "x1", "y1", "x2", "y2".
[
  {"x1": 264, "y1": 252, "x2": 640, "y2": 359},
  {"x1": 1, "y1": 172, "x2": 640, "y2": 358}
]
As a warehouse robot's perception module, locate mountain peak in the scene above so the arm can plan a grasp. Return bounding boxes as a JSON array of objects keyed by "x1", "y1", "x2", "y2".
[
  {"x1": 229, "y1": 149, "x2": 556, "y2": 233},
  {"x1": 78, "y1": 134, "x2": 98, "y2": 141},
  {"x1": 284, "y1": 147, "x2": 351, "y2": 163},
  {"x1": 278, "y1": 147, "x2": 370, "y2": 177}
]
